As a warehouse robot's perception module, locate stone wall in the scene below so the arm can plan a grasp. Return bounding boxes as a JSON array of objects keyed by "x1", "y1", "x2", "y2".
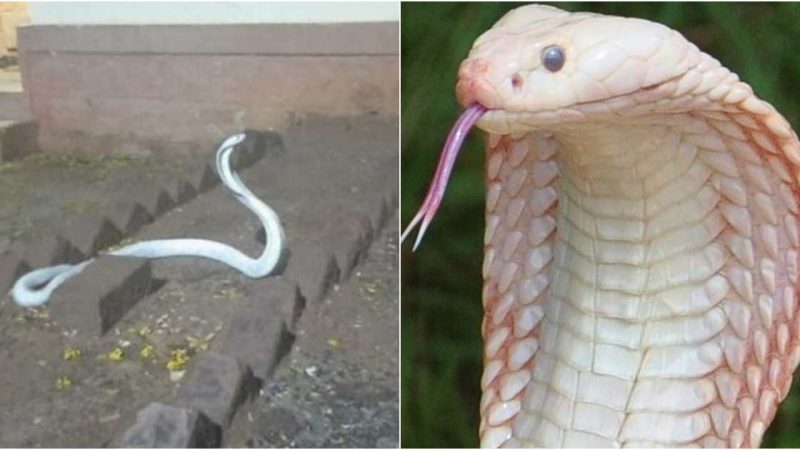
[{"x1": 18, "y1": 22, "x2": 397, "y2": 154}]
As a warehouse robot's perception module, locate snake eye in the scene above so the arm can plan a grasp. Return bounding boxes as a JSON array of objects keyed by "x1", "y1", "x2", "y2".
[{"x1": 542, "y1": 45, "x2": 565, "y2": 72}]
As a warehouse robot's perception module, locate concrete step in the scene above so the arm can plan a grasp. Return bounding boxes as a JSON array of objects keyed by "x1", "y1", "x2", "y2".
[
  {"x1": 0, "y1": 120, "x2": 37, "y2": 161},
  {"x1": 0, "y1": 92, "x2": 31, "y2": 121},
  {"x1": 0, "y1": 69, "x2": 36, "y2": 161},
  {"x1": 0, "y1": 69, "x2": 31, "y2": 122}
]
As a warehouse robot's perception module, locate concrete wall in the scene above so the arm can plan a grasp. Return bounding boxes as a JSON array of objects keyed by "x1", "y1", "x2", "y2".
[
  {"x1": 18, "y1": 3, "x2": 398, "y2": 154},
  {"x1": 28, "y1": 2, "x2": 399, "y2": 25}
]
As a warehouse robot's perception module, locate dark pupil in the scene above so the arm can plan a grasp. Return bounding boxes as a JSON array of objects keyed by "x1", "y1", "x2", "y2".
[{"x1": 542, "y1": 45, "x2": 565, "y2": 72}]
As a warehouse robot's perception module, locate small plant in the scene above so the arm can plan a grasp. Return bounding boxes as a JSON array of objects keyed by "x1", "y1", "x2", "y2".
[
  {"x1": 186, "y1": 336, "x2": 209, "y2": 352},
  {"x1": 107, "y1": 347, "x2": 125, "y2": 362},
  {"x1": 139, "y1": 345, "x2": 155, "y2": 359},
  {"x1": 166, "y1": 348, "x2": 189, "y2": 372},
  {"x1": 63, "y1": 347, "x2": 81, "y2": 361},
  {"x1": 55, "y1": 376, "x2": 72, "y2": 390}
]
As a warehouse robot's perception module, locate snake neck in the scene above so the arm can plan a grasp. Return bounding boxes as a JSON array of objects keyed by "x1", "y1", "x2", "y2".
[{"x1": 479, "y1": 118, "x2": 799, "y2": 447}]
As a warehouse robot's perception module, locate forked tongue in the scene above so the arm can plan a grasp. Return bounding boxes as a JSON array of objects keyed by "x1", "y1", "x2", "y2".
[{"x1": 401, "y1": 103, "x2": 487, "y2": 251}]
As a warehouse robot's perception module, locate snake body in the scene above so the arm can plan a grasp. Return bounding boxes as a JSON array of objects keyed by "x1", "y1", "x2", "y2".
[
  {"x1": 12, "y1": 133, "x2": 285, "y2": 307},
  {"x1": 404, "y1": 5, "x2": 800, "y2": 448}
]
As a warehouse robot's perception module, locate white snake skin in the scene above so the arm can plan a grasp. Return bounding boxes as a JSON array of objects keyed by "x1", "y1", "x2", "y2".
[{"x1": 406, "y1": 4, "x2": 800, "y2": 448}]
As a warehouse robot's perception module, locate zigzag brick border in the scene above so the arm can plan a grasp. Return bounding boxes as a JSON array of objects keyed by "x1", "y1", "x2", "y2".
[
  {"x1": 119, "y1": 185, "x2": 398, "y2": 447},
  {"x1": 0, "y1": 131, "x2": 278, "y2": 306},
  {"x1": 0, "y1": 124, "x2": 397, "y2": 447}
]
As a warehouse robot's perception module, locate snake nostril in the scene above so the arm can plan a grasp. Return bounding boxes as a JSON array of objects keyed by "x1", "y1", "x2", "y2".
[{"x1": 511, "y1": 74, "x2": 524, "y2": 92}]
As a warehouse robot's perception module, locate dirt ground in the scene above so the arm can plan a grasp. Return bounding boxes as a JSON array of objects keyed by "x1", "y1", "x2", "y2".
[
  {"x1": 225, "y1": 218, "x2": 399, "y2": 448},
  {"x1": 0, "y1": 116, "x2": 398, "y2": 447}
]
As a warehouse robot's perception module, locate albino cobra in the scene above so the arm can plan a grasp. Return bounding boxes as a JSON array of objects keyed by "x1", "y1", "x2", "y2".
[
  {"x1": 403, "y1": 5, "x2": 800, "y2": 448},
  {"x1": 12, "y1": 133, "x2": 285, "y2": 308}
]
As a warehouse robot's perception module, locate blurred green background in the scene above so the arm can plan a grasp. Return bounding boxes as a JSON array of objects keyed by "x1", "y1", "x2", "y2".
[{"x1": 401, "y1": 2, "x2": 800, "y2": 448}]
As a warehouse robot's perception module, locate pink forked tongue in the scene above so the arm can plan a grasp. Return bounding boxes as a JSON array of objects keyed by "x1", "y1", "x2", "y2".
[{"x1": 401, "y1": 103, "x2": 487, "y2": 251}]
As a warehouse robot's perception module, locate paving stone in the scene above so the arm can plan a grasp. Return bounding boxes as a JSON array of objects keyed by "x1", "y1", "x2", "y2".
[
  {"x1": 326, "y1": 214, "x2": 373, "y2": 280},
  {"x1": 221, "y1": 277, "x2": 304, "y2": 380},
  {"x1": 174, "y1": 351, "x2": 257, "y2": 427},
  {"x1": 171, "y1": 179, "x2": 198, "y2": 205},
  {"x1": 141, "y1": 185, "x2": 176, "y2": 218},
  {"x1": 261, "y1": 131, "x2": 283, "y2": 152},
  {"x1": 230, "y1": 132, "x2": 258, "y2": 171},
  {"x1": 21, "y1": 235, "x2": 83, "y2": 268},
  {"x1": 230, "y1": 131, "x2": 273, "y2": 171},
  {"x1": 283, "y1": 241, "x2": 340, "y2": 305},
  {"x1": 366, "y1": 154, "x2": 397, "y2": 235},
  {"x1": 252, "y1": 276, "x2": 306, "y2": 330},
  {"x1": 107, "y1": 200, "x2": 154, "y2": 236},
  {"x1": 370, "y1": 194, "x2": 391, "y2": 237},
  {"x1": 49, "y1": 255, "x2": 151, "y2": 335},
  {"x1": 121, "y1": 402, "x2": 221, "y2": 448},
  {"x1": 0, "y1": 252, "x2": 30, "y2": 294},
  {"x1": 195, "y1": 162, "x2": 220, "y2": 193},
  {"x1": 0, "y1": 121, "x2": 38, "y2": 162},
  {"x1": 61, "y1": 214, "x2": 124, "y2": 257},
  {"x1": 386, "y1": 188, "x2": 398, "y2": 210},
  {"x1": 376, "y1": 190, "x2": 398, "y2": 238}
]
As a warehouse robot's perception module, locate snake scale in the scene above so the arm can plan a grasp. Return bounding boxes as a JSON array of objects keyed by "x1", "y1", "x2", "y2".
[{"x1": 404, "y1": 5, "x2": 800, "y2": 448}]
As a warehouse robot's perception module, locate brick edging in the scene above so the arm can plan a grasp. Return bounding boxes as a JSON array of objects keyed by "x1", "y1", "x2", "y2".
[
  {"x1": 119, "y1": 184, "x2": 398, "y2": 447},
  {"x1": 0, "y1": 131, "x2": 280, "y2": 311}
]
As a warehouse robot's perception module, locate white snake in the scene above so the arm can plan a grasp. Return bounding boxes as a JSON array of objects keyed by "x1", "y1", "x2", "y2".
[
  {"x1": 404, "y1": 5, "x2": 800, "y2": 448},
  {"x1": 12, "y1": 133, "x2": 285, "y2": 308}
]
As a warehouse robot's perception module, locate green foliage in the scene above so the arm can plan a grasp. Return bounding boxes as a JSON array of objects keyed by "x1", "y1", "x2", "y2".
[{"x1": 401, "y1": 3, "x2": 800, "y2": 447}]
